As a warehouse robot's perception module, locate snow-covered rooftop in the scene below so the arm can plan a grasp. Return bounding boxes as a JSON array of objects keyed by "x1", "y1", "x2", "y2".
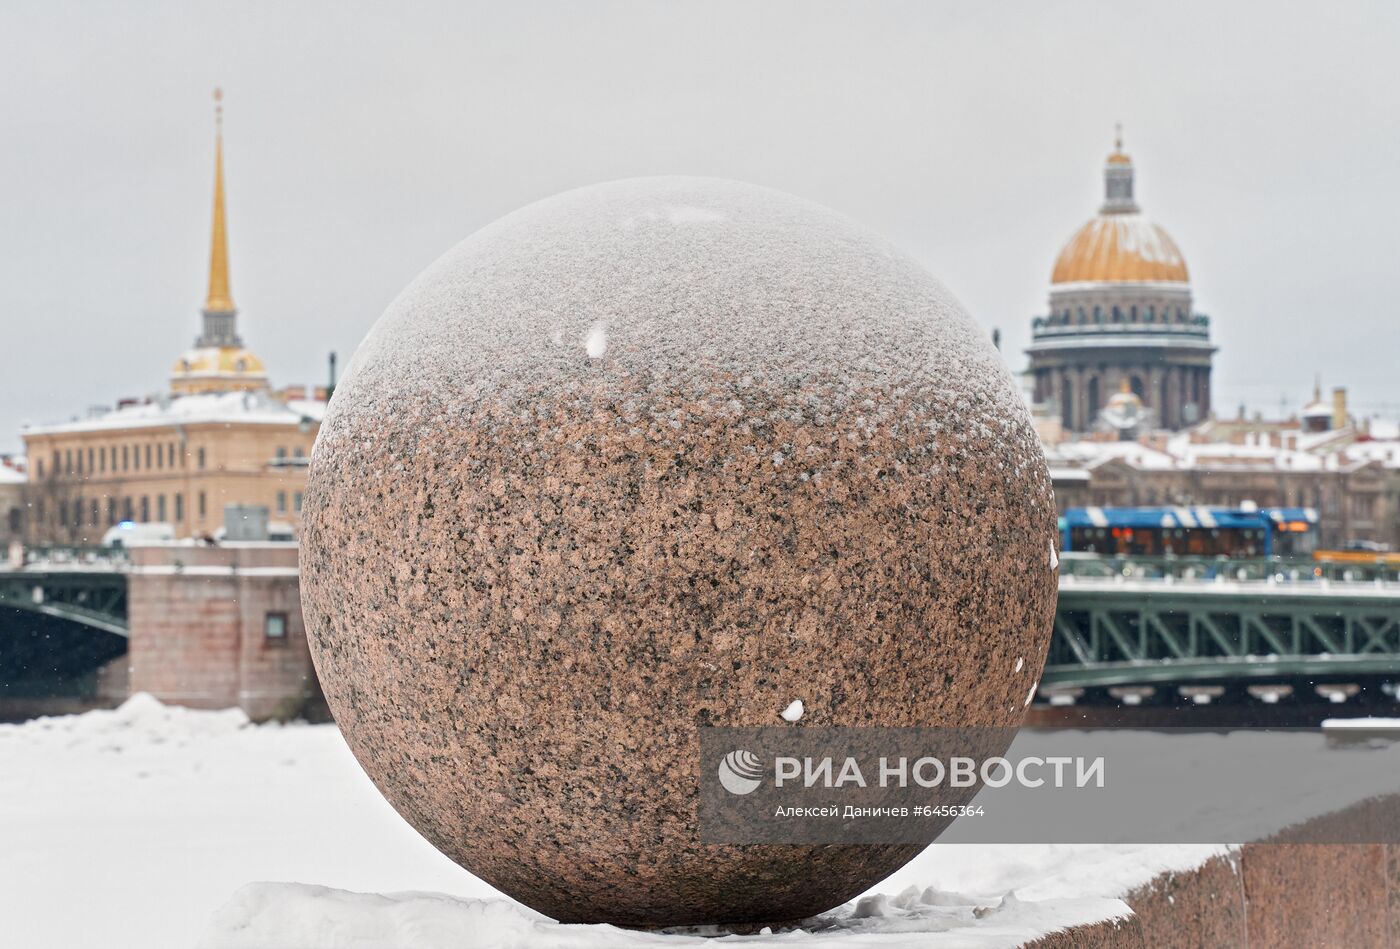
[
  {"x1": 1046, "y1": 425, "x2": 1400, "y2": 477},
  {"x1": 1368, "y1": 419, "x2": 1400, "y2": 441},
  {"x1": 1045, "y1": 440, "x2": 1178, "y2": 471},
  {"x1": 23, "y1": 390, "x2": 326, "y2": 437},
  {"x1": 1349, "y1": 439, "x2": 1400, "y2": 468}
]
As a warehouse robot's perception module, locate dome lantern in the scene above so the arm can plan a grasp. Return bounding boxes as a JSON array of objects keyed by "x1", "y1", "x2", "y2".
[{"x1": 1102, "y1": 124, "x2": 1138, "y2": 214}]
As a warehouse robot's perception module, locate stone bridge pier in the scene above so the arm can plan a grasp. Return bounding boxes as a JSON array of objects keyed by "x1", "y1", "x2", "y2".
[{"x1": 128, "y1": 544, "x2": 323, "y2": 720}]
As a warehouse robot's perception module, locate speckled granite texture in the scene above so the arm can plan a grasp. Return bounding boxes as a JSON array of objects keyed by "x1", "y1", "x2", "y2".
[
  {"x1": 1043, "y1": 798, "x2": 1400, "y2": 947},
  {"x1": 301, "y1": 177, "x2": 1058, "y2": 926}
]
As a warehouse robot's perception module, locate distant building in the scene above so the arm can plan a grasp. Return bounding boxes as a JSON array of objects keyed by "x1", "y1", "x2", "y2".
[
  {"x1": 1044, "y1": 380, "x2": 1400, "y2": 549},
  {"x1": 22, "y1": 93, "x2": 323, "y2": 545},
  {"x1": 0, "y1": 456, "x2": 24, "y2": 548},
  {"x1": 1026, "y1": 132, "x2": 1215, "y2": 432}
]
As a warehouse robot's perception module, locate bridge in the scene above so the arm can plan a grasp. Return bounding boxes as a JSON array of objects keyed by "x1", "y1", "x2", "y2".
[
  {"x1": 0, "y1": 546, "x2": 131, "y2": 635},
  {"x1": 1040, "y1": 554, "x2": 1400, "y2": 706},
  {"x1": 0, "y1": 547, "x2": 131, "y2": 709},
  {"x1": 1, "y1": 547, "x2": 1398, "y2": 712}
]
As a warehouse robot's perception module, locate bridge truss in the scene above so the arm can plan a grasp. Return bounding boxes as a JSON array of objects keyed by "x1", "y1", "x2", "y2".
[
  {"x1": 0, "y1": 569, "x2": 129, "y2": 636},
  {"x1": 1044, "y1": 579, "x2": 1400, "y2": 693}
]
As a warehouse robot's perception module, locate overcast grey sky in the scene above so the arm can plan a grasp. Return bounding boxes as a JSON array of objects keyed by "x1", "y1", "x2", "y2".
[{"x1": 2, "y1": 0, "x2": 1398, "y2": 453}]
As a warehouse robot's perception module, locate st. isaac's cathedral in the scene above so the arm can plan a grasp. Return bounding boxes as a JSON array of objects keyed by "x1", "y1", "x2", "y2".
[{"x1": 1026, "y1": 133, "x2": 1215, "y2": 432}]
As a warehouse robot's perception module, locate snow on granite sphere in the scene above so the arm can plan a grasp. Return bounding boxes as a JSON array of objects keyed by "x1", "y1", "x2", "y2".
[{"x1": 300, "y1": 177, "x2": 1057, "y2": 927}]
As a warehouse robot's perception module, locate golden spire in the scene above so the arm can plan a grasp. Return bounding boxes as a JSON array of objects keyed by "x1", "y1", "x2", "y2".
[{"x1": 204, "y1": 88, "x2": 235, "y2": 314}]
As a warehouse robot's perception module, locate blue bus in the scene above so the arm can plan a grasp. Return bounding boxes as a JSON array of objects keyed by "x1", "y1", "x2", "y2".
[{"x1": 1060, "y1": 506, "x2": 1319, "y2": 559}]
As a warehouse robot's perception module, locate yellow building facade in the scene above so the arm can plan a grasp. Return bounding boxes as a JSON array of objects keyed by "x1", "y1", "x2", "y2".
[{"x1": 23, "y1": 92, "x2": 324, "y2": 544}]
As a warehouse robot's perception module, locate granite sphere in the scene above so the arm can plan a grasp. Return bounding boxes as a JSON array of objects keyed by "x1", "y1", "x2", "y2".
[{"x1": 300, "y1": 177, "x2": 1058, "y2": 926}]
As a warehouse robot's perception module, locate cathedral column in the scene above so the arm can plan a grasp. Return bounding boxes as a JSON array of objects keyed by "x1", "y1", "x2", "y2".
[
  {"x1": 1162, "y1": 367, "x2": 1179, "y2": 429},
  {"x1": 1058, "y1": 366, "x2": 1069, "y2": 431},
  {"x1": 1074, "y1": 367, "x2": 1089, "y2": 432},
  {"x1": 1178, "y1": 366, "x2": 1191, "y2": 428}
]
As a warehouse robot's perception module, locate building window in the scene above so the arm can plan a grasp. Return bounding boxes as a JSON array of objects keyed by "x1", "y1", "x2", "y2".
[
  {"x1": 145, "y1": 444, "x2": 152, "y2": 469},
  {"x1": 264, "y1": 612, "x2": 289, "y2": 641},
  {"x1": 277, "y1": 491, "x2": 287, "y2": 513},
  {"x1": 87, "y1": 448, "x2": 94, "y2": 472},
  {"x1": 58, "y1": 500, "x2": 68, "y2": 527},
  {"x1": 99, "y1": 447, "x2": 105, "y2": 472},
  {"x1": 198, "y1": 491, "x2": 206, "y2": 518},
  {"x1": 175, "y1": 493, "x2": 184, "y2": 521},
  {"x1": 198, "y1": 447, "x2": 206, "y2": 470},
  {"x1": 76, "y1": 450, "x2": 83, "y2": 475},
  {"x1": 122, "y1": 445, "x2": 129, "y2": 471},
  {"x1": 123, "y1": 497, "x2": 133, "y2": 521},
  {"x1": 276, "y1": 447, "x2": 287, "y2": 461},
  {"x1": 65, "y1": 449, "x2": 73, "y2": 474},
  {"x1": 106, "y1": 498, "x2": 116, "y2": 525},
  {"x1": 36, "y1": 459, "x2": 43, "y2": 478},
  {"x1": 132, "y1": 445, "x2": 139, "y2": 471},
  {"x1": 293, "y1": 447, "x2": 304, "y2": 459},
  {"x1": 6, "y1": 508, "x2": 18, "y2": 534},
  {"x1": 168, "y1": 443, "x2": 176, "y2": 467},
  {"x1": 90, "y1": 499, "x2": 98, "y2": 526},
  {"x1": 157, "y1": 495, "x2": 167, "y2": 522},
  {"x1": 156, "y1": 445, "x2": 163, "y2": 470},
  {"x1": 293, "y1": 491, "x2": 303, "y2": 513},
  {"x1": 139, "y1": 497, "x2": 149, "y2": 522},
  {"x1": 52, "y1": 450, "x2": 60, "y2": 475}
]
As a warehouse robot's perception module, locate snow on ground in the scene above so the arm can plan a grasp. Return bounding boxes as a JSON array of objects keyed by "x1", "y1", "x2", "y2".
[
  {"x1": 1322, "y1": 717, "x2": 1400, "y2": 728},
  {"x1": 0, "y1": 696, "x2": 1224, "y2": 948},
  {"x1": 202, "y1": 883, "x2": 1131, "y2": 949}
]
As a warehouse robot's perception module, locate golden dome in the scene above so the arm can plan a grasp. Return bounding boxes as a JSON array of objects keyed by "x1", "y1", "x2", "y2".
[
  {"x1": 171, "y1": 345, "x2": 268, "y2": 395},
  {"x1": 1051, "y1": 213, "x2": 1189, "y2": 285}
]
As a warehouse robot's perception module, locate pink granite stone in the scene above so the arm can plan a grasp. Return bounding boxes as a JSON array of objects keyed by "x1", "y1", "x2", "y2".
[{"x1": 300, "y1": 177, "x2": 1057, "y2": 926}]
